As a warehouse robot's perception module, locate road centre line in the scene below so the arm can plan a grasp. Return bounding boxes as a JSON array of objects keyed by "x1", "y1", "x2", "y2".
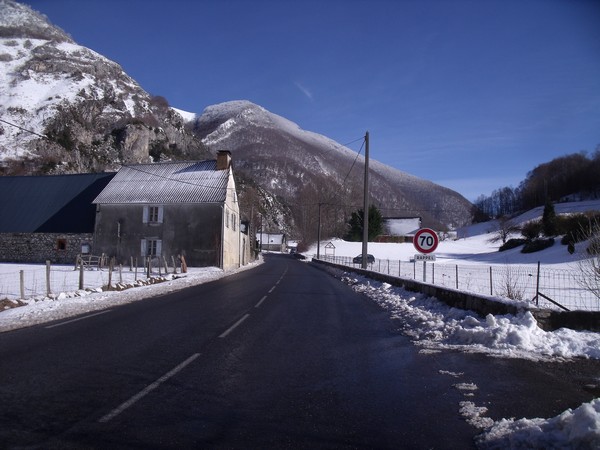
[
  {"x1": 255, "y1": 296, "x2": 267, "y2": 308},
  {"x1": 268, "y1": 286, "x2": 275, "y2": 293},
  {"x1": 219, "y1": 314, "x2": 250, "y2": 338},
  {"x1": 99, "y1": 353, "x2": 200, "y2": 423},
  {"x1": 45, "y1": 310, "x2": 112, "y2": 329}
]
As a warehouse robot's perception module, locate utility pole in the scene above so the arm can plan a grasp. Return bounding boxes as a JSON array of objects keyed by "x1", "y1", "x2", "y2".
[
  {"x1": 361, "y1": 131, "x2": 370, "y2": 269},
  {"x1": 317, "y1": 202, "x2": 322, "y2": 259}
]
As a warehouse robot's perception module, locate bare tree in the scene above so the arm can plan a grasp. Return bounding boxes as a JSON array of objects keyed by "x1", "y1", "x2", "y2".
[
  {"x1": 576, "y1": 219, "x2": 600, "y2": 300},
  {"x1": 489, "y1": 216, "x2": 521, "y2": 245}
]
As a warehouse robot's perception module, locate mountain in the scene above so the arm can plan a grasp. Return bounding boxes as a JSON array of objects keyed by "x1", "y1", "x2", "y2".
[
  {"x1": 191, "y1": 100, "x2": 475, "y2": 240},
  {"x1": 0, "y1": 0, "x2": 211, "y2": 174},
  {"x1": 0, "y1": 0, "x2": 474, "y2": 244}
]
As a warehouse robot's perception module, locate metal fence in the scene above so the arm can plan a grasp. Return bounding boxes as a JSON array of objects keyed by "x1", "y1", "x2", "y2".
[{"x1": 315, "y1": 255, "x2": 600, "y2": 312}]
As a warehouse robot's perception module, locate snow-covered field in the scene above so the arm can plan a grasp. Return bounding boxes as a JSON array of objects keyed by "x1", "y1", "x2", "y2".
[{"x1": 308, "y1": 200, "x2": 600, "y2": 312}]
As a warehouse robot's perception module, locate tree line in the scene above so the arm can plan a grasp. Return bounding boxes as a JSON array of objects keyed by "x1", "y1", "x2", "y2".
[{"x1": 474, "y1": 149, "x2": 600, "y2": 219}]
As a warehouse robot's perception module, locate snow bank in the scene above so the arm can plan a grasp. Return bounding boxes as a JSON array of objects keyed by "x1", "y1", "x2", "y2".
[
  {"x1": 477, "y1": 398, "x2": 600, "y2": 449},
  {"x1": 0, "y1": 261, "x2": 261, "y2": 333},
  {"x1": 342, "y1": 274, "x2": 600, "y2": 361}
]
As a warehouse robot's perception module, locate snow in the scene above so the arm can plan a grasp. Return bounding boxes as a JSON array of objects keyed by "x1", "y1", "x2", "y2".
[
  {"x1": 476, "y1": 399, "x2": 600, "y2": 449},
  {"x1": 304, "y1": 201, "x2": 600, "y2": 448},
  {"x1": 0, "y1": 260, "x2": 262, "y2": 333},
  {"x1": 171, "y1": 107, "x2": 196, "y2": 122}
]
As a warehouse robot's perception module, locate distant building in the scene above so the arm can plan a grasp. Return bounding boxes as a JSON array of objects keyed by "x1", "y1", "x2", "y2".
[
  {"x1": 257, "y1": 232, "x2": 287, "y2": 253},
  {"x1": 93, "y1": 151, "x2": 251, "y2": 269},
  {"x1": 376, "y1": 217, "x2": 422, "y2": 242}
]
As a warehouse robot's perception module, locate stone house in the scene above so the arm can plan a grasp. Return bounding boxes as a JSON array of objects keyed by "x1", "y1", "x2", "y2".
[
  {"x1": 0, "y1": 173, "x2": 114, "y2": 264},
  {"x1": 92, "y1": 151, "x2": 251, "y2": 270}
]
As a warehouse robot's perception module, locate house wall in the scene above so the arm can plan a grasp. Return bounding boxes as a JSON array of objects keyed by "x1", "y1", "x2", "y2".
[
  {"x1": 93, "y1": 203, "x2": 223, "y2": 268},
  {"x1": 221, "y1": 173, "x2": 242, "y2": 270},
  {"x1": 0, "y1": 233, "x2": 93, "y2": 264}
]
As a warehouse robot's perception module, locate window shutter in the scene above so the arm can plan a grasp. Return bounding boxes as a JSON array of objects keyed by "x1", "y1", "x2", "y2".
[
  {"x1": 141, "y1": 239, "x2": 147, "y2": 256},
  {"x1": 157, "y1": 206, "x2": 164, "y2": 224},
  {"x1": 156, "y1": 240, "x2": 162, "y2": 257},
  {"x1": 142, "y1": 206, "x2": 149, "y2": 223}
]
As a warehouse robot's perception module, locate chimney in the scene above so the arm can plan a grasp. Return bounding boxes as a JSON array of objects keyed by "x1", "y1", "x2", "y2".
[{"x1": 216, "y1": 150, "x2": 232, "y2": 170}]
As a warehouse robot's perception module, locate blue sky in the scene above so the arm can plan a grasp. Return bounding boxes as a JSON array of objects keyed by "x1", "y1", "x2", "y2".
[{"x1": 24, "y1": 0, "x2": 600, "y2": 201}]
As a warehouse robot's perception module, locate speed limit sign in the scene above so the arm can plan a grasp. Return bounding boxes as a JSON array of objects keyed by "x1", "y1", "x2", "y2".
[{"x1": 413, "y1": 228, "x2": 439, "y2": 254}]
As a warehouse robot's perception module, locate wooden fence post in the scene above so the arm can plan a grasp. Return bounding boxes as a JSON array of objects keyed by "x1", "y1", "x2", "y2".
[
  {"x1": 79, "y1": 258, "x2": 84, "y2": 290},
  {"x1": 107, "y1": 257, "x2": 114, "y2": 290},
  {"x1": 20, "y1": 270, "x2": 24, "y2": 299},
  {"x1": 46, "y1": 260, "x2": 51, "y2": 297}
]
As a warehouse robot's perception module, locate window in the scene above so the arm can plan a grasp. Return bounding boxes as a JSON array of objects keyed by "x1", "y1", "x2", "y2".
[
  {"x1": 225, "y1": 210, "x2": 230, "y2": 228},
  {"x1": 141, "y1": 238, "x2": 162, "y2": 257},
  {"x1": 149, "y1": 206, "x2": 159, "y2": 223},
  {"x1": 56, "y1": 239, "x2": 67, "y2": 251},
  {"x1": 232, "y1": 213, "x2": 237, "y2": 231},
  {"x1": 143, "y1": 206, "x2": 163, "y2": 224}
]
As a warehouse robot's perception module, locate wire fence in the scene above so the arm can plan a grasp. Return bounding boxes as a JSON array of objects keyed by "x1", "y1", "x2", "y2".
[
  {"x1": 0, "y1": 257, "x2": 183, "y2": 302},
  {"x1": 315, "y1": 255, "x2": 600, "y2": 312}
]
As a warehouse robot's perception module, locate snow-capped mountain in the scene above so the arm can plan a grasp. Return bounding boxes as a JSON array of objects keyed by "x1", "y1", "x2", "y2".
[
  {"x1": 0, "y1": 0, "x2": 473, "y2": 241},
  {"x1": 192, "y1": 100, "x2": 474, "y2": 237},
  {"x1": 0, "y1": 0, "x2": 210, "y2": 174}
]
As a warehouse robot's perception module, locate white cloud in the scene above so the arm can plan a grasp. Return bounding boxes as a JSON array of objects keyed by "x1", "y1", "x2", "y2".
[{"x1": 294, "y1": 82, "x2": 313, "y2": 101}]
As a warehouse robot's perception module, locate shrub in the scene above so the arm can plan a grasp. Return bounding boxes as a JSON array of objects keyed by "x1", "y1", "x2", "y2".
[
  {"x1": 521, "y1": 220, "x2": 542, "y2": 240},
  {"x1": 499, "y1": 238, "x2": 527, "y2": 252},
  {"x1": 522, "y1": 238, "x2": 555, "y2": 254}
]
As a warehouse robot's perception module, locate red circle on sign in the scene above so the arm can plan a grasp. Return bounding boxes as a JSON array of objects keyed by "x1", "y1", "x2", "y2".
[{"x1": 413, "y1": 228, "x2": 439, "y2": 254}]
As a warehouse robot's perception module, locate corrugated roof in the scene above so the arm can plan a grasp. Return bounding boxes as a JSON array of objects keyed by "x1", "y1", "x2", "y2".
[
  {"x1": 0, "y1": 173, "x2": 115, "y2": 233},
  {"x1": 93, "y1": 160, "x2": 230, "y2": 204}
]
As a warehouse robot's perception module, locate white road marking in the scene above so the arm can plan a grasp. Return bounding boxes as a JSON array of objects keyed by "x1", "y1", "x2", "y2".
[
  {"x1": 45, "y1": 310, "x2": 112, "y2": 329},
  {"x1": 99, "y1": 353, "x2": 200, "y2": 423},
  {"x1": 219, "y1": 314, "x2": 250, "y2": 338},
  {"x1": 255, "y1": 296, "x2": 268, "y2": 308}
]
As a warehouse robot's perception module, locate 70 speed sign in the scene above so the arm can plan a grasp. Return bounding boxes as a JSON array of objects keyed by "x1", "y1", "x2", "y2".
[{"x1": 413, "y1": 228, "x2": 439, "y2": 254}]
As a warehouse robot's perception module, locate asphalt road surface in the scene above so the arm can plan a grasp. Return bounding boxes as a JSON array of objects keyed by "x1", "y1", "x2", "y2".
[{"x1": 1, "y1": 254, "x2": 598, "y2": 449}]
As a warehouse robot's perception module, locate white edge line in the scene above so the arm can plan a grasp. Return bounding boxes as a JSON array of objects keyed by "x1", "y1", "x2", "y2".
[
  {"x1": 219, "y1": 314, "x2": 250, "y2": 338},
  {"x1": 255, "y1": 296, "x2": 267, "y2": 308},
  {"x1": 45, "y1": 310, "x2": 112, "y2": 329},
  {"x1": 99, "y1": 353, "x2": 200, "y2": 423}
]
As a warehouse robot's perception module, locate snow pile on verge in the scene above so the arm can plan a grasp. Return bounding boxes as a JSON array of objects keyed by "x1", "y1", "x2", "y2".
[
  {"x1": 0, "y1": 261, "x2": 261, "y2": 333},
  {"x1": 344, "y1": 272, "x2": 600, "y2": 448},
  {"x1": 476, "y1": 399, "x2": 600, "y2": 449},
  {"x1": 341, "y1": 274, "x2": 600, "y2": 361}
]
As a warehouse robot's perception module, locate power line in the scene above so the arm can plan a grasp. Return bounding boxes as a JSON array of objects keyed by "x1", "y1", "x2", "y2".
[{"x1": 0, "y1": 118, "x2": 48, "y2": 139}]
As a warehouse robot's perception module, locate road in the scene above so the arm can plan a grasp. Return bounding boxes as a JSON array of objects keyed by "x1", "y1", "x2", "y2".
[{"x1": 0, "y1": 254, "x2": 598, "y2": 449}]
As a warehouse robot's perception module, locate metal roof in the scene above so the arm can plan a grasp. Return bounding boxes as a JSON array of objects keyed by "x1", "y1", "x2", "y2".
[
  {"x1": 93, "y1": 160, "x2": 230, "y2": 205},
  {"x1": 0, "y1": 172, "x2": 114, "y2": 233}
]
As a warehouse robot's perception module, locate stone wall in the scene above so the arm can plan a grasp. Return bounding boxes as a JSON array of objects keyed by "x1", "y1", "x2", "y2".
[{"x1": 0, "y1": 233, "x2": 93, "y2": 265}]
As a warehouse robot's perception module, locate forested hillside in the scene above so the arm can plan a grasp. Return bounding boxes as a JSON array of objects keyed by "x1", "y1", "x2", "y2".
[{"x1": 474, "y1": 150, "x2": 600, "y2": 219}]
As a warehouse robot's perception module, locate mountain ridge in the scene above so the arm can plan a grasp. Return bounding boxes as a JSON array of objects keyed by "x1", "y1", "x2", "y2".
[{"x1": 0, "y1": 0, "x2": 475, "y2": 243}]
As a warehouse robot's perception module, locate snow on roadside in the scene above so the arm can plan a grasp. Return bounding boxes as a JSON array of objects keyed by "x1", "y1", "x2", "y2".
[
  {"x1": 0, "y1": 259, "x2": 262, "y2": 333},
  {"x1": 476, "y1": 399, "x2": 600, "y2": 449},
  {"x1": 342, "y1": 273, "x2": 600, "y2": 361},
  {"x1": 340, "y1": 271, "x2": 600, "y2": 448}
]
